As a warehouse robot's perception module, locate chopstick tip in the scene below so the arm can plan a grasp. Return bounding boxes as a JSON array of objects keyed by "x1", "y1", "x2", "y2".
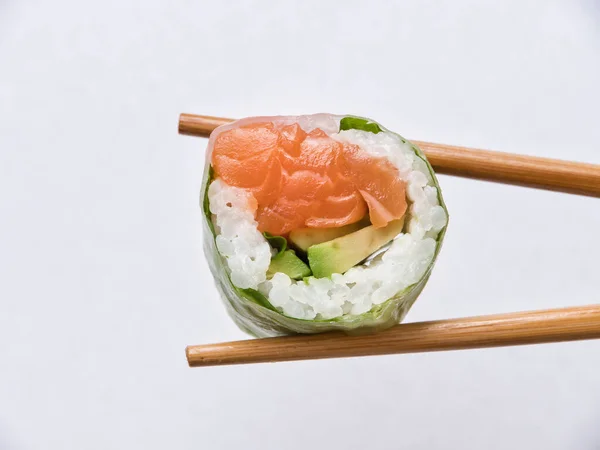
[
  {"x1": 177, "y1": 113, "x2": 187, "y2": 135},
  {"x1": 185, "y1": 345, "x2": 194, "y2": 367}
]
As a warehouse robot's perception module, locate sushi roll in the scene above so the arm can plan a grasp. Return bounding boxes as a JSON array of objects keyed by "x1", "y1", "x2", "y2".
[{"x1": 201, "y1": 114, "x2": 448, "y2": 336}]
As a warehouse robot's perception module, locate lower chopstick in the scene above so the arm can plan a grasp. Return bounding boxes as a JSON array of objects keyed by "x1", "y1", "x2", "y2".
[
  {"x1": 186, "y1": 304, "x2": 600, "y2": 367},
  {"x1": 178, "y1": 113, "x2": 600, "y2": 197}
]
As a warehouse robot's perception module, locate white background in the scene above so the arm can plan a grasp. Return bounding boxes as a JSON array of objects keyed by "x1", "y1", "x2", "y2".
[{"x1": 1, "y1": 1, "x2": 599, "y2": 449}]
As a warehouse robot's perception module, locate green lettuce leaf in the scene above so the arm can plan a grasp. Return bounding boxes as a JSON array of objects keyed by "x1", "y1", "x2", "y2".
[
  {"x1": 202, "y1": 165, "x2": 216, "y2": 235},
  {"x1": 239, "y1": 288, "x2": 276, "y2": 311},
  {"x1": 262, "y1": 232, "x2": 287, "y2": 257},
  {"x1": 339, "y1": 116, "x2": 382, "y2": 134}
]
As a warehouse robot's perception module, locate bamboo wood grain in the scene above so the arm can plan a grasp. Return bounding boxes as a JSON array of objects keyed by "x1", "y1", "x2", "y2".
[
  {"x1": 186, "y1": 305, "x2": 600, "y2": 367},
  {"x1": 178, "y1": 113, "x2": 600, "y2": 197}
]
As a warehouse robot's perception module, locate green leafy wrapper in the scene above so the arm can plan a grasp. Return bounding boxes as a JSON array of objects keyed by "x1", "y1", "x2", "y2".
[{"x1": 200, "y1": 115, "x2": 448, "y2": 337}]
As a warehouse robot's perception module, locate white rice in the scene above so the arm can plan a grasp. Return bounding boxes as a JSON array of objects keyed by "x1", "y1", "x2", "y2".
[{"x1": 207, "y1": 115, "x2": 447, "y2": 320}]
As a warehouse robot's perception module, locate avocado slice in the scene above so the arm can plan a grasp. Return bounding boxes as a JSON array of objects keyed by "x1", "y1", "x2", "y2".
[
  {"x1": 289, "y1": 218, "x2": 370, "y2": 252},
  {"x1": 267, "y1": 250, "x2": 312, "y2": 280},
  {"x1": 307, "y1": 218, "x2": 405, "y2": 278}
]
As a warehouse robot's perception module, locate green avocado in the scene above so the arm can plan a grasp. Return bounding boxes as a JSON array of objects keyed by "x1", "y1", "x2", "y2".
[
  {"x1": 267, "y1": 250, "x2": 312, "y2": 280},
  {"x1": 288, "y1": 218, "x2": 370, "y2": 252},
  {"x1": 307, "y1": 218, "x2": 405, "y2": 278}
]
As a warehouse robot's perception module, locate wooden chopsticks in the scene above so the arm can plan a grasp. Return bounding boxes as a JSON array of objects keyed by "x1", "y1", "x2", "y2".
[
  {"x1": 180, "y1": 112, "x2": 600, "y2": 367},
  {"x1": 179, "y1": 113, "x2": 600, "y2": 197},
  {"x1": 186, "y1": 305, "x2": 600, "y2": 367}
]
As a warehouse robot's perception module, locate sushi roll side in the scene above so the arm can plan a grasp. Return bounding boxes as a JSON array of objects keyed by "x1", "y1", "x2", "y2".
[{"x1": 201, "y1": 114, "x2": 448, "y2": 337}]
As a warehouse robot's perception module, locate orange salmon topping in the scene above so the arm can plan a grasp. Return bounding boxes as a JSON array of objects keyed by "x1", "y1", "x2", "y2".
[{"x1": 211, "y1": 122, "x2": 407, "y2": 235}]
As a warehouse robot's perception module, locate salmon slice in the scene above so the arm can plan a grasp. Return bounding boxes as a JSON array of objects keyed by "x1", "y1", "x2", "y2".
[
  {"x1": 278, "y1": 123, "x2": 306, "y2": 157},
  {"x1": 279, "y1": 128, "x2": 344, "y2": 175},
  {"x1": 212, "y1": 123, "x2": 282, "y2": 205},
  {"x1": 213, "y1": 122, "x2": 279, "y2": 158},
  {"x1": 256, "y1": 197, "x2": 314, "y2": 236},
  {"x1": 307, "y1": 192, "x2": 368, "y2": 228},
  {"x1": 340, "y1": 144, "x2": 407, "y2": 228},
  {"x1": 211, "y1": 122, "x2": 406, "y2": 235}
]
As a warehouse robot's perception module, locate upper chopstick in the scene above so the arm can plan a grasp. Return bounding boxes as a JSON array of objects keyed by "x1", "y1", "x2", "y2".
[
  {"x1": 186, "y1": 304, "x2": 600, "y2": 367},
  {"x1": 178, "y1": 113, "x2": 600, "y2": 197}
]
